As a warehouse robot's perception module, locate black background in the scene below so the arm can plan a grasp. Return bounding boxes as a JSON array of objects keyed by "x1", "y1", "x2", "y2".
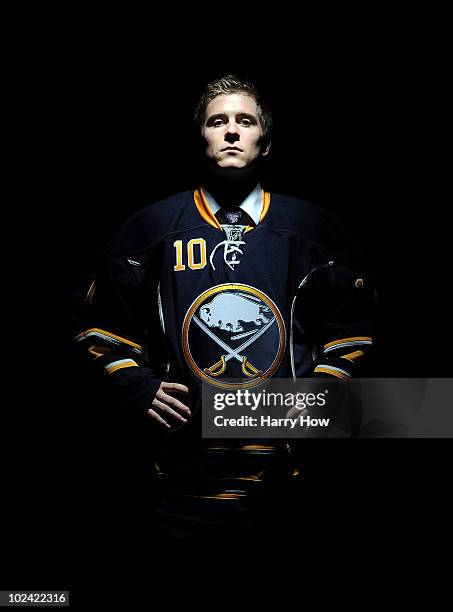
[{"x1": 3, "y1": 17, "x2": 450, "y2": 598}]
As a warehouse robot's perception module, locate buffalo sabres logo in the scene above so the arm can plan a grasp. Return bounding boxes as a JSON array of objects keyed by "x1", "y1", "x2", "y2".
[{"x1": 182, "y1": 283, "x2": 286, "y2": 389}]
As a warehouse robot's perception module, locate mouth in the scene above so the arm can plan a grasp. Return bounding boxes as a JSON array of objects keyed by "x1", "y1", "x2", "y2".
[{"x1": 222, "y1": 146, "x2": 243, "y2": 152}]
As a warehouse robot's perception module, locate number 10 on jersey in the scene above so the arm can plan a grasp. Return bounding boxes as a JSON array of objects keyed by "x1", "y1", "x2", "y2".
[{"x1": 174, "y1": 238, "x2": 207, "y2": 271}]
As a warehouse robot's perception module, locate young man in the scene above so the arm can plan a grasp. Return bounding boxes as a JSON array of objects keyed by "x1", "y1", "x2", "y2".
[{"x1": 70, "y1": 75, "x2": 377, "y2": 545}]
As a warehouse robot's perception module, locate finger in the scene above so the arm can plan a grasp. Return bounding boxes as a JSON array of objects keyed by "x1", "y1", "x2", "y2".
[
  {"x1": 286, "y1": 406, "x2": 300, "y2": 419},
  {"x1": 155, "y1": 391, "x2": 190, "y2": 414},
  {"x1": 147, "y1": 409, "x2": 171, "y2": 428},
  {"x1": 286, "y1": 406, "x2": 308, "y2": 419},
  {"x1": 158, "y1": 391, "x2": 191, "y2": 415},
  {"x1": 156, "y1": 389, "x2": 191, "y2": 414},
  {"x1": 297, "y1": 409, "x2": 309, "y2": 429},
  {"x1": 152, "y1": 399, "x2": 188, "y2": 423},
  {"x1": 161, "y1": 382, "x2": 189, "y2": 394}
]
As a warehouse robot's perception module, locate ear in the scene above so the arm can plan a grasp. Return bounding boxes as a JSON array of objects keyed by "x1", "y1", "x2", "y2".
[{"x1": 261, "y1": 141, "x2": 271, "y2": 158}]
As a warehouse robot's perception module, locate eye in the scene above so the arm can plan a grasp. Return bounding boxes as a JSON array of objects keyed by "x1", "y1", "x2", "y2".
[
  {"x1": 212, "y1": 118, "x2": 225, "y2": 127},
  {"x1": 240, "y1": 118, "x2": 252, "y2": 127}
]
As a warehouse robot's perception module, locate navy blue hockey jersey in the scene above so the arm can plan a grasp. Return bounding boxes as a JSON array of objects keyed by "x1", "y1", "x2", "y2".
[{"x1": 70, "y1": 188, "x2": 377, "y2": 524}]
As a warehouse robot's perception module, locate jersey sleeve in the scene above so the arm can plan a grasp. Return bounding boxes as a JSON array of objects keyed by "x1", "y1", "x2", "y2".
[
  {"x1": 69, "y1": 225, "x2": 162, "y2": 413},
  {"x1": 307, "y1": 209, "x2": 379, "y2": 380},
  {"x1": 311, "y1": 252, "x2": 378, "y2": 379}
]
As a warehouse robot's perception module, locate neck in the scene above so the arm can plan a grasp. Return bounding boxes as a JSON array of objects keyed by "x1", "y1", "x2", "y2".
[{"x1": 201, "y1": 160, "x2": 261, "y2": 211}]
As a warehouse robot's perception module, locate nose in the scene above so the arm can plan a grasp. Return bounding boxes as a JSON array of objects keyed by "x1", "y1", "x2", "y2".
[{"x1": 225, "y1": 121, "x2": 240, "y2": 144}]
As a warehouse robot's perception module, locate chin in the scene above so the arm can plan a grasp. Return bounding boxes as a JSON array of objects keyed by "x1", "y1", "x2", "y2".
[{"x1": 217, "y1": 159, "x2": 247, "y2": 169}]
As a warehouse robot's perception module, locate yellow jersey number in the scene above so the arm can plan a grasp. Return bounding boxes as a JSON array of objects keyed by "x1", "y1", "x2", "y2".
[{"x1": 174, "y1": 238, "x2": 207, "y2": 271}]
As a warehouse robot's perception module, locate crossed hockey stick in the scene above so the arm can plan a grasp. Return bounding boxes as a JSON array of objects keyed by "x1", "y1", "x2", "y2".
[{"x1": 192, "y1": 315, "x2": 276, "y2": 378}]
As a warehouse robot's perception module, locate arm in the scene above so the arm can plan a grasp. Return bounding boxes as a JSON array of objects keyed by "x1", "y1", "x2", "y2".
[
  {"x1": 312, "y1": 251, "x2": 378, "y2": 379},
  {"x1": 69, "y1": 229, "x2": 190, "y2": 427},
  {"x1": 294, "y1": 204, "x2": 379, "y2": 380}
]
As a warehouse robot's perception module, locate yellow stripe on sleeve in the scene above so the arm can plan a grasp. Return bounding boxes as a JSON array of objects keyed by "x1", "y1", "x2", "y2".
[
  {"x1": 341, "y1": 350, "x2": 365, "y2": 363},
  {"x1": 323, "y1": 336, "x2": 372, "y2": 350},
  {"x1": 314, "y1": 366, "x2": 350, "y2": 380},
  {"x1": 74, "y1": 328, "x2": 142, "y2": 351}
]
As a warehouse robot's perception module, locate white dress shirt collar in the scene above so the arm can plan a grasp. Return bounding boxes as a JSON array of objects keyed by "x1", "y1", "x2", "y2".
[{"x1": 202, "y1": 183, "x2": 263, "y2": 226}]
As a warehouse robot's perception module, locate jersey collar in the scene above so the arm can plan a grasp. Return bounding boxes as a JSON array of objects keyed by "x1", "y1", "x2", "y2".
[{"x1": 194, "y1": 185, "x2": 270, "y2": 231}]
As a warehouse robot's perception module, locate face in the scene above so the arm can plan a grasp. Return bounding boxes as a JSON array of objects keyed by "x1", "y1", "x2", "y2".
[{"x1": 202, "y1": 93, "x2": 270, "y2": 168}]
